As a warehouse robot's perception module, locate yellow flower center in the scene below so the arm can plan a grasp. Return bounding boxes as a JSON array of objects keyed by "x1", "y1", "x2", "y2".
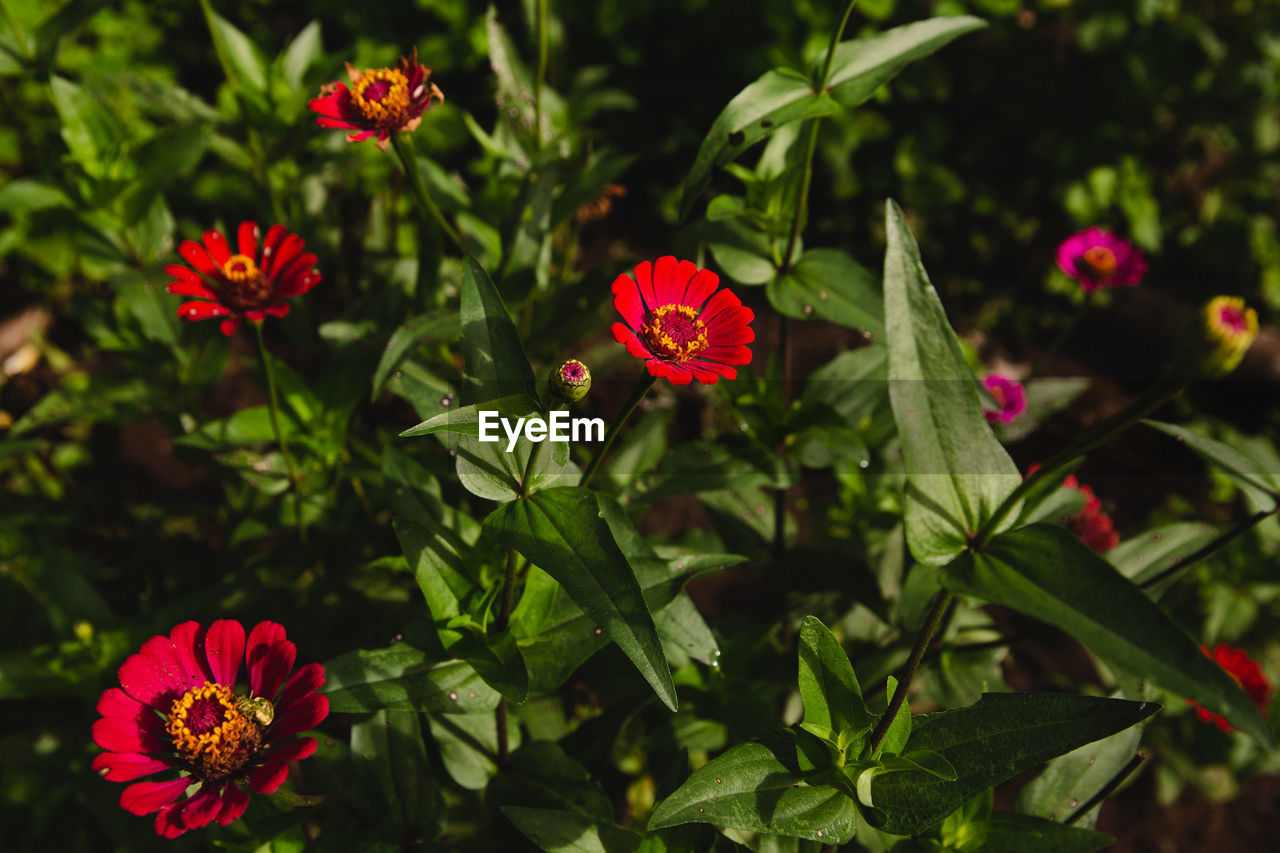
[
  {"x1": 165, "y1": 683, "x2": 263, "y2": 781},
  {"x1": 1080, "y1": 246, "x2": 1117, "y2": 277},
  {"x1": 351, "y1": 68, "x2": 410, "y2": 124},
  {"x1": 642, "y1": 304, "x2": 709, "y2": 363},
  {"x1": 220, "y1": 254, "x2": 273, "y2": 311}
]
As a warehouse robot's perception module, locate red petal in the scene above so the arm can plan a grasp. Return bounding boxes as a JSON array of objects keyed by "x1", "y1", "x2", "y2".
[
  {"x1": 685, "y1": 358, "x2": 739, "y2": 381},
  {"x1": 237, "y1": 221, "x2": 260, "y2": 258},
  {"x1": 700, "y1": 344, "x2": 753, "y2": 366},
  {"x1": 650, "y1": 359, "x2": 693, "y2": 385},
  {"x1": 699, "y1": 288, "x2": 744, "y2": 325},
  {"x1": 169, "y1": 622, "x2": 212, "y2": 685},
  {"x1": 117, "y1": 652, "x2": 179, "y2": 709},
  {"x1": 705, "y1": 322, "x2": 754, "y2": 347},
  {"x1": 611, "y1": 323, "x2": 655, "y2": 360},
  {"x1": 272, "y1": 693, "x2": 329, "y2": 738},
  {"x1": 611, "y1": 273, "x2": 645, "y2": 329},
  {"x1": 315, "y1": 115, "x2": 359, "y2": 130},
  {"x1": 154, "y1": 803, "x2": 187, "y2": 838},
  {"x1": 92, "y1": 751, "x2": 171, "y2": 783},
  {"x1": 262, "y1": 303, "x2": 291, "y2": 318},
  {"x1": 202, "y1": 230, "x2": 232, "y2": 266},
  {"x1": 277, "y1": 269, "x2": 320, "y2": 298},
  {"x1": 247, "y1": 622, "x2": 291, "y2": 697},
  {"x1": 247, "y1": 760, "x2": 289, "y2": 794},
  {"x1": 265, "y1": 233, "x2": 303, "y2": 280},
  {"x1": 265, "y1": 736, "x2": 318, "y2": 764},
  {"x1": 166, "y1": 280, "x2": 217, "y2": 299},
  {"x1": 652, "y1": 256, "x2": 696, "y2": 306},
  {"x1": 279, "y1": 662, "x2": 326, "y2": 709},
  {"x1": 683, "y1": 268, "x2": 720, "y2": 311},
  {"x1": 177, "y1": 301, "x2": 232, "y2": 322},
  {"x1": 278, "y1": 251, "x2": 318, "y2": 285},
  {"x1": 178, "y1": 240, "x2": 218, "y2": 275},
  {"x1": 96, "y1": 686, "x2": 144, "y2": 719},
  {"x1": 205, "y1": 619, "x2": 245, "y2": 687},
  {"x1": 219, "y1": 317, "x2": 240, "y2": 336},
  {"x1": 632, "y1": 261, "x2": 657, "y2": 312},
  {"x1": 216, "y1": 784, "x2": 249, "y2": 825},
  {"x1": 259, "y1": 225, "x2": 287, "y2": 272},
  {"x1": 139, "y1": 634, "x2": 204, "y2": 696},
  {"x1": 92, "y1": 716, "x2": 169, "y2": 755},
  {"x1": 121, "y1": 777, "x2": 191, "y2": 816},
  {"x1": 179, "y1": 786, "x2": 225, "y2": 830},
  {"x1": 165, "y1": 264, "x2": 205, "y2": 285}
]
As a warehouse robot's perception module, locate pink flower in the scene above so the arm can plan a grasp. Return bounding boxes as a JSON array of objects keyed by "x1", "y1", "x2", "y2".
[
  {"x1": 91, "y1": 620, "x2": 328, "y2": 837},
  {"x1": 1056, "y1": 227, "x2": 1146, "y2": 293},
  {"x1": 981, "y1": 375, "x2": 1026, "y2": 425}
]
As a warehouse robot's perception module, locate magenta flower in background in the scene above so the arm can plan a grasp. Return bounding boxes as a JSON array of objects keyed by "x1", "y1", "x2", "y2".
[
  {"x1": 1056, "y1": 227, "x2": 1147, "y2": 292},
  {"x1": 981, "y1": 375, "x2": 1026, "y2": 425}
]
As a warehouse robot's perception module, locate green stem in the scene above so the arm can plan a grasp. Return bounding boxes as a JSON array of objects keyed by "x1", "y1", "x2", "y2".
[
  {"x1": 1140, "y1": 509, "x2": 1276, "y2": 592},
  {"x1": 1063, "y1": 751, "x2": 1145, "y2": 826},
  {"x1": 253, "y1": 323, "x2": 302, "y2": 521},
  {"x1": 578, "y1": 373, "x2": 656, "y2": 489},
  {"x1": 866, "y1": 590, "x2": 954, "y2": 756},
  {"x1": 390, "y1": 132, "x2": 463, "y2": 252},
  {"x1": 970, "y1": 378, "x2": 1185, "y2": 551},
  {"x1": 534, "y1": 0, "x2": 549, "y2": 151},
  {"x1": 818, "y1": 0, "x2": 859, "y2": 92},
  {"x1": 494, "y1": 548, "x2": 519, "y2": 767}
]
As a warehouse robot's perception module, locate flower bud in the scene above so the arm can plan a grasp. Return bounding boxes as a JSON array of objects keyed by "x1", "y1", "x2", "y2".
[
  {"x1": 1196, "y1": 296, "x2": 1258, "y2": 377},
  {"x1": 550, "y1": 359, "x2": 591, "y2": 402}
]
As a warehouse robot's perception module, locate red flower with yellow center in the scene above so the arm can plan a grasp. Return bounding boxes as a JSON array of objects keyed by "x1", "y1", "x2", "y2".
[
  {"x1": 166, "y1": 222, "x2": 321, "y2": 336},
  {"x1": 611, "y1": 256, "x2": 753, "y2": 385},
  {"x1": 308, "y1": 48, "x2": 444, "y2": 150},
  {"x1": 1187, "y1": 643, "x2": 1272, "y2": 732},
  {"x1": 91, "y1": 620, "x2": 328, "y2": 838}
]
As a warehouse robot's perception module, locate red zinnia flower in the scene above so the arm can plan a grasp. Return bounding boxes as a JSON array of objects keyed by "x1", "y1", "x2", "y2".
[
  {"x1": 610, "y1": 256, "x2": 754, "y2": 385},
  {"x1": 166, "y1": 222, "x2": 321, "y2": 336},
  {"x1": 981, "y1": 375, "x2": 1027, "y2": 425},
  {"x1": 92, "y1": 620, "x2": 328, "y2": 838},
  {"x1": 1026, "y1": 465, "x2": 1119, "y2": 553},
  {"x1": 1056, "y1": 227, "x2": 1147, "y2": 293},
  {"x1": 1187, "y1": 643, "x2": 1272, "y2": 732},
  {"x1": 308, "y1": 48, "x2": 444, "y2": 150}
]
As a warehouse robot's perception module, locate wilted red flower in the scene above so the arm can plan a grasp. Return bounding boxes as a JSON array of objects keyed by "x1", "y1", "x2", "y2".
[
  {"x1": 92, "y1": 620, "x2": 328, "y2": 837},
  {"x1": 576, "y1": 184, "x2": 627, "y2": 225},
  {"x1": 611, "y1": 256, "x2": 753, "y2": 385},
  {"x1": 1056, "y1": 227, "x2": 1147, "y2": 293},
  {"x1": 981, "y1": 375, "x2": 1026, "y2": 425},
  {"x1": 1188, "y1": 643, "x2": 1272, "y2": 732},
  {"x1": 308, "y1": 48, "x2": 443, "y2": 150},
  {"x1": 166, "y1": 222, "x2": 321, "y2": 336}
]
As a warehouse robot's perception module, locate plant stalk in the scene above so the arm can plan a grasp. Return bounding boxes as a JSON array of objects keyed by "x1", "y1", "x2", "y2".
[
  {"x1": 578, "y1": 373, "x2": 656, "y2": 488},
  {"x1": 534, "y1": 0, "x2": 549, "y2": 151},
  {"x1": 390, "y1": 132, "x2": 463, "y2": 252},
  {"x1": 1063, "y1": 751, "x2": 1146, "y2": 826},
  {"x1": 1140, "y1": 509, "x2": 1276, "y2": 592},
  {"x1": 253, "y1": 323, "x2": 302, "y2": 526},
  {"x1": 866, "y1": 590, "x2": 954, "y2": 755}
]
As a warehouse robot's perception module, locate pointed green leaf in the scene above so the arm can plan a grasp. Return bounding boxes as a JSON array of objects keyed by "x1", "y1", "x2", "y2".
[
  {"x1": 679, "y1": 68, "x2": 839, "y2": 220},
  {"x1": 485, "y1": 487, "x2": 677, "y2": 710},
  {"x1": 351, "y1": 710, "x2": 445, "y2": 842},
  {"x1": 400, "y1": 394, "x2": 541, "y2": 437},
  {"x1": 648, "y1": 741, "x2": 858, "y2": 844},
  {"x1": 798, "y1": 617, "x2": 873, "y2": 745},
  {"x1": 460, "y1": 256, "x2": 537, "y2": 403},
  {"x1": 200, "y1": 1, "x2": 268, "y2": 95},
  {"x1": 372, "y1": 313, "x2": 456, "y2": 398},
  {"x1": 503, "y1": 807, "x2": 641, "y2": 853},
  {"x1": 941, "y1": 523, "x2": 1272, "y2": 745},
  {"x1": 1145, "y1": 420, "x2": 1280, "y2": 510},
  {"x1": 1107, "y1": 522, "x2": 1218, "y2": 590},
  {"x1": 984, "y1": 813, "x2": 1113, "y2": 853},
  {"x1": 884, "y1": 199, "x2": 1021, "y2": 565},
  {"x1": 321, "y1": 646, "x2": 500, "y2": 714},
  {"x1": 825, "y1": 17, "x2": 986, "y2": 108},
  {"x1": 870, "y1": 692, "x2": 1158, "y2": 836}
]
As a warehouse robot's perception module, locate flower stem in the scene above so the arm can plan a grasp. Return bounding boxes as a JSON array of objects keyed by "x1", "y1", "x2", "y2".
[
  {"x1": 494, "y1": 548, "x2": 519, "y2": 768},
  {"x1": 578, "y1": 373, "x2": 656, "y2": 489},
  {"x1": 1140, "y1": 508, "x2": 1276, "y2": 592},
  {"x1": 253, "y1": 322, "x2": 302, "y2": 525},
  {"x1": 390, "y1": 132, "x2": 463, "y2": 252},
  {"x1": 534, "y1": 0, "x2": 549, "y2": 151},
  {"x1": 1063, "y1": 751, "x2": 1146, "y2": 826},
  {"x1": 866, "y1": 590, "x2": 954, "y2": 756},
  {"x1": 970, "y1": 378, "x2": 1185, "y2": 552}
]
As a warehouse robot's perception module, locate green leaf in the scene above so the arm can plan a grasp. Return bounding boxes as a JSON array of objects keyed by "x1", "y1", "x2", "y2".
[
  {"x1": 679, "y1": 68, "x2": 839, "y2": 220},
  {"x1": 371, "y1": 312, "x2": 456, "y2": 398},
  {"x1": 200, "y1": 1, "x2": 268, "y2": 95},
  {"x1": 49, "y1": 76, "x2": 123, "y2": 179},
  {"x1": 869, "y1": 692, "x2": 1157, "y2": 836},
  {"x1": 797, "y1": 617, "x2": 873, "y2": 748},
  {"x1": 942, "y1": 523, "x2": 1272, "y2": 745},
  {"x1": 983, "y1": 813, "x2": 1113, "y2": 853},
  {"x1": 502, "y1": 807, "x2": 640, "y2": 853},
  {"x1": 825, "y1": 17, "x2": 987, "y2": 108},
  {"x1": 485, "y1": 487, "x2": 677, "y2": 710},
  {"x1": 767, "y1": 249, "x2": 883, "y2": 337},
  {"x1": 350, "y1": 710, "x2": 445, "y2": 842},
  {"x1": 400, "y1": 394, "x2": 541, "y2": 438},
  {"x1": 489, "y1": 741, "x2": 616, "y2": 823},
  {"x1": 875, "y1": 676, "x2": 912, "y2": 758},
  {"x1": 0, "y1": 179, "x2": 71, "y2": 213},
  {"x1": 278, "y1": 20, "x2": 322, "y2": 90},
  {"x1": 648, "y1": 741, "x2": 858, "y2": 844},
  {"x1": 428, "y1": 709, "x2": 520, "y2": 790},
  {"x1": 1145, "y1": 420, "x2": 1280, "y2": 510},
  {"x1": 1107, "y1": 521, "x2": 1218, "y2": 589},
  {"x1": 883, "y1": 199, "x2": 1021, "y2": 565},
  {"x1": 460, "y1": 256, "x2": 537, "y2": 402},
  {"x1": 321, "y1": 645, "x2": 500, "y2": 714}
]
